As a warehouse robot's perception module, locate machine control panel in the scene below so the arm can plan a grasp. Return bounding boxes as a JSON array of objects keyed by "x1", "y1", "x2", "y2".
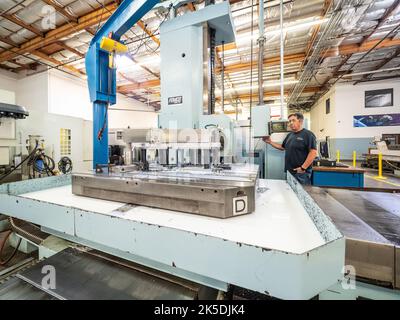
[{"x1": 269, "y1": 121, "x2": 290, "y2": 134}]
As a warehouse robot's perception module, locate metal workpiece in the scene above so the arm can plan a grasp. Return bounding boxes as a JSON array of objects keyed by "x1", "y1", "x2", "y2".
[
  {"x1": 72, "y1": 165, "x2": 258, "y2": 219},
  {"x1": 123, "y1": 127, "x2": 223, "y2": 145},
  {"x1": 123, "y1": 128, "x2": 225, "y2": 168}
]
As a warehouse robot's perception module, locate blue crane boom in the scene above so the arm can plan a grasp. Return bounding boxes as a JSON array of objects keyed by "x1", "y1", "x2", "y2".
[{"x1": 85, "y1": 0, "x2": 160, "y2": 168}]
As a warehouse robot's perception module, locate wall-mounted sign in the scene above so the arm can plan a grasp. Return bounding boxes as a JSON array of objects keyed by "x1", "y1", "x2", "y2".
[
  {"x1": 168, "y1": 96, "x2": 183, "y2": 105},
  {"x1": 353, "y1": 113, "x2": 400, "y2": 127},
  {"x1": 365, "y1": 89, "x2": 393, "y2": 108}
]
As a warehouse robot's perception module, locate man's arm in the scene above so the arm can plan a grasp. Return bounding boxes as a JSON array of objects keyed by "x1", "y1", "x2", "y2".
[
  {"x1": 302, "y1": 149, "x2": 318, "y2": 170},
  {"x1": 294, "y1": 149, "x2": 318, "y2": 173},
  {"x1": 263, "y1": 136, "x2": 285, "y2": 151}
]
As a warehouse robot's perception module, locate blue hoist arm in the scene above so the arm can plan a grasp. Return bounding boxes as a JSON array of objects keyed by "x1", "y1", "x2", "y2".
[{"x1": 85, "y1": 0, "x2": 160, "y2": 168}]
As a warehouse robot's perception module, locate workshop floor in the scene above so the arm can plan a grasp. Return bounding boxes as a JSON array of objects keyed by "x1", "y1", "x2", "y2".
[{"x1": 342, "y1": 161, "x2": 400, "y2": 192}]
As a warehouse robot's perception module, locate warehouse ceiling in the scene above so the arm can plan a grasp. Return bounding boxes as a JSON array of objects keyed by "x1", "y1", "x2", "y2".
[{"x1": 0, "y1": 0, "x2": 399, "y2": 114}]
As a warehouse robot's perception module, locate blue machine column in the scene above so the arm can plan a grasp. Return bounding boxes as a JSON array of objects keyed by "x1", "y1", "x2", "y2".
[
  {"x1": 85, "y1": 0, "x2": 160, "y2": 170},
  {"x1": 93, "y1": 101, "x2": 109, "y2": 167}
]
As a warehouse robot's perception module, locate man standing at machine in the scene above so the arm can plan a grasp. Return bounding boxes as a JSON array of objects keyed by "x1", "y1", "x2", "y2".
[{"x1": 263, "y1": 113, "x2": 318, "y2": 185}]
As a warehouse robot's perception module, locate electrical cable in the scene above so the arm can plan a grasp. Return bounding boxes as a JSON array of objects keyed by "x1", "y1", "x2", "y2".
[
  {"x1": 0, "y1": 216, "x2": 48, "y2": 267},
  {"x1": 97, "y1": 105, "x2": 109, "y2": 141},
  {"x1": 0, "y1": 142, "x2": 63, "y2": 181},
  {"x1": 9, "y1": 217, "x2": 47, "y2": 245},
  {"x1": 27, "y1": 152, "x2": 56, "y2": 179},
  {"x1": 58, "y1": 157, "x2": 73, "y2": 174},
  {"x1": 0, "y1": 145, "x2": 39, "y2": 182},
  {"x1": 0, "y1": 230, "x2": 21, "y2": 266},
  {"x1": 128, "y1": 3, "x2": 172, "y2": 56}
]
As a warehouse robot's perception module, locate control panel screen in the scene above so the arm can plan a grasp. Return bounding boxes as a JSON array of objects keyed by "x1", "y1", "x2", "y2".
[{"x1": 269, "y1": 121, "x2": 289, "y2": 133}]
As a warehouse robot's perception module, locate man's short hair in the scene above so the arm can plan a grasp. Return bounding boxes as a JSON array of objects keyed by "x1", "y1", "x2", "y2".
[{"x1": 288, "y1": 112, "x2": 304, "y2": 121}]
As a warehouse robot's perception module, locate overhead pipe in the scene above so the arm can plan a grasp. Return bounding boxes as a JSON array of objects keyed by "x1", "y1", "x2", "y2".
[
  {"x1": 341, "y1": 66, "x2": 400, "y2": 78},
  {"x1": 222, "y1": 41, "x2": 225, "y2": 112},
  {"x1": 279, "y1": 0, "x2": 285, "y2": 119},
  {"x1": 258, "y1": 0, "x2": 266, "y2": 106}
]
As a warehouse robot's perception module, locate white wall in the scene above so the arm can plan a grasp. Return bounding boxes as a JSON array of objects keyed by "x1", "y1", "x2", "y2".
[
  {"x1": 47, "y1": 69, "x2": 158, "y2": 128},
  {"x1": 0, "y1": 70, "x2": 18, "y2": 93},
  {"x1": 109, "y1": 108, "x2": 158, "y2": 129},
  {"x1": 48, "y1": 70, "x2": 92, "y2": 120},
  {"x1": 310, "y1": 79, "x2": 400, "y2": 159},
  {"x1": 311, "y1": 79, "x2": 400, "y2": 140},
  {"x1": 310, "y1": 87, "x2": 336, "y2": 140},
  {"x1": 16, "y1": 72, "x2": 49, "y2": 113},
  {"x1": 0, "y1": 84, "x2": 17, "y2": 153},
  {"x1": 17, "y1": 111, "x2": 92, "y2": 172},
  {"x1": 335, "y1": 80, "x2": 400, "y2": 138},
  {"x1": 0, "y1": 69, "x2": 158, "y2": 171}
]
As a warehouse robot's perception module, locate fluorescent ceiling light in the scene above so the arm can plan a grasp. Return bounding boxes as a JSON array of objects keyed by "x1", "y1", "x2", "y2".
[
  {"x1": 264, "y1": 79, "x2": 298, "y2": 88},
  {"x1": 267, "y1": 103, "x2": 288, "y2": 107},
  {"x1": 116, "y1": 54, "x2": 161, "y2": 71},
  {"x1": 222, "y1": 80, "x2": 298, "y2": 93},
  {"x1": 282, "y1": 18, "x2": 329, "y2": 34},
  {"x1": 137, "y1": 55, "x2": 161, "y2": 66},
  {"x1": 116, "y1": 55, "x2": 136, "y2": 70},
  {"x1": 236, "y1": 18, "x2": 329, "y2": 44}
]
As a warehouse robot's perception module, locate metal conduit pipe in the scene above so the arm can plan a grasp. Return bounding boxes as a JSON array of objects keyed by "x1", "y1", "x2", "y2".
[
  {"x1": 280, "y1": 0, "x2": 285, "y2": 118},
  {"x1": 287, "y1": 0, "x2": 376, "y2": 107},
  {"x1": 258, "y1": 0, "x2": 266, "y2": 105}
]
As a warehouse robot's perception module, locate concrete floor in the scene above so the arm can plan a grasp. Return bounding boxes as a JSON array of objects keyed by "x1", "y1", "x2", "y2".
[{"x1": 341, "y1": 160, "x2": 400, "y2": 192}]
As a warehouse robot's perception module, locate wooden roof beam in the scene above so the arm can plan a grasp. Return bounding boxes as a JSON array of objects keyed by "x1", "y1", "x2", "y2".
[
  {"x1": 354, "y1": 46, "x2": 400, "y2": 84},
  {"x1": 360, "y1": 0, "x2": 400, "y2": 46},
  {"x1": 187, "y1": 3, "x2": 196, "y2": 11},
  {"x1": 32, "y1": 49, "x2": 84, "y2": 76},
  {"x1": 0, "y1": 3, "x2": 118, "y2": 63},
  {"x1": 325, "y1": 38, "x2": 400, "y2": 57},
  {"x1": 40, "y1": 0, "x2": 78, "y2": 23},
  {"x1": 137, "y1": 20, "x2": 160, "y2": 46},
  {"x1": 118, "y1": 79, "x2": 161, "y2": 92},
  {"x1": 0, "y1": 36, "x2": 20, "y2": 48},
  {"x1": 1, "y1": 13, "x2": 43, "y2": 37},
  {"x1": 56, "y1": 41, "x2": 85, "y2": 58}
]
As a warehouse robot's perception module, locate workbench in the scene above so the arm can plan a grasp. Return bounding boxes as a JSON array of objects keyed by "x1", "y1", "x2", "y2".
[
  {"x1": 0, "y1": 174, "x2": 345, "y2": 300},
  {"x1": 312, "y1": 165, "x2": 365, "y2": 188}
]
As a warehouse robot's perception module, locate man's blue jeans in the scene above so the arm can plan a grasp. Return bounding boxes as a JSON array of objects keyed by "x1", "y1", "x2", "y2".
[{"x1": 294, "y1": 172, "x2": 312, "y2": 185}]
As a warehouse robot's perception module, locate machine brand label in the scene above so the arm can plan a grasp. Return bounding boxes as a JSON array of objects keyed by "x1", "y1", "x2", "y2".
[{"x1": 168, "y1": 96, "x2": 183, "y2": 105}]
